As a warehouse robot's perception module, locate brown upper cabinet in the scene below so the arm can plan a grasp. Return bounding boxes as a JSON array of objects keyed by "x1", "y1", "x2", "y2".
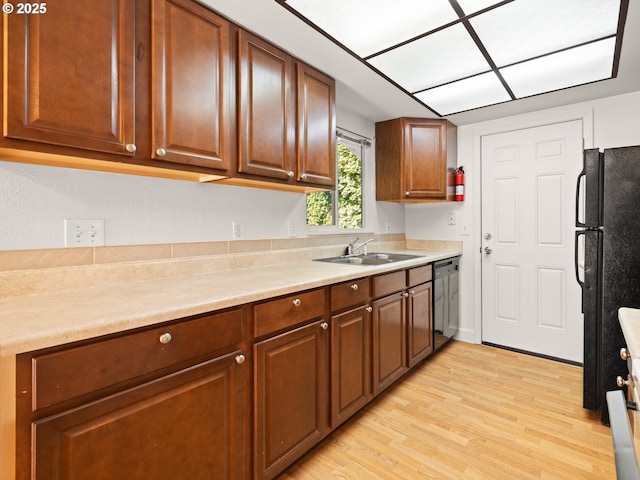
[
  {"x1": 3, "y1": 0, "x2": 136, "y2": 157},
  {"x1": 1, "y1": 0, "x2": 231, "y2": 181},
  {"x1": 228, "y1": 29, "x2": 336, "y2": 191},
  {"x1": 150, "y1": 0, "x2": 232, "y2": 172},
  {"x1": 236, "y1": 30, "x2": 297, "y2": 180},
  {"x1": 1, "y1": 0, "x2": 335, "y2": 190},
  {"x1": 375, "y1": 118, "x2": 457, "y2": 202}
]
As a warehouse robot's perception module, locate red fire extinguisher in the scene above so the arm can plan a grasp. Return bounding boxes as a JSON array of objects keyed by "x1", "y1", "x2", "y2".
[{"x1": 455, "y1": 166, "x2": 465, "y2": 202}]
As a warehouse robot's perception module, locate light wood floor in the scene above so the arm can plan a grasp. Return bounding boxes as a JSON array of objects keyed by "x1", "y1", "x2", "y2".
[{"x1": 278, "y1": 341, "x2": 616, "y2": 479}]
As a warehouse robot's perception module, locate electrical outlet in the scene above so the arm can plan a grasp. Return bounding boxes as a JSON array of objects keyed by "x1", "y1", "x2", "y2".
[
  {"x1": 232, "y1": 221, "x2": 244, "y2": 239},
  {"x1": 385, "y1": 221, "x2": 392, "y2": 233},
  {"x1": 447, "y1": 212, "x2": 456, "y2": 226},
  {"x1": 65, "y1": 219, "x2": 105, "y2": 247},
  {"x1": 288, "y1": 219, "x2": 296, "y2": 237},
  {"x1": 460, "y1": 221, "x2": 470, "y2": 236}
]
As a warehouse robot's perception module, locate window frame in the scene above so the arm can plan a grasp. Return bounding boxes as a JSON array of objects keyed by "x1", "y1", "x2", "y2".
[{"x1": 306, "y1": 129, "x2": 370, "y2": 235}]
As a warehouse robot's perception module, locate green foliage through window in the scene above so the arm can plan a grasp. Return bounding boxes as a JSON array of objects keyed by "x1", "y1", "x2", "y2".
[{"x1": 307, "y1": 139, "x2": 363, "y2": 228}]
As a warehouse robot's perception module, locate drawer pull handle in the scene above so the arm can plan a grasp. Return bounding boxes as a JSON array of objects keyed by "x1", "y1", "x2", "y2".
[
  {"x1": 292, "y1": 298, "x2": 302, "y2": 307},
  {"x1": 351, "y1": 283, "x2": 359, "y2": 291},
  {"x1": 235, "y1": 354, "x2": 246, "y2": 365},
  {"x1": 320, "y1": 322, "x2": 329, "y2": 330},
  {"x1": 617, "y1": 375, "x2": 630, "y2": 387},
  {"x1": 159, "y1": 333, "x2": 172, "y2": 344}
]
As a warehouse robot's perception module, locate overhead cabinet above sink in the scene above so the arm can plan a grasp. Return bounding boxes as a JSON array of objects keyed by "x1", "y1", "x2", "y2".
[{"x1": 375, "y1": 118, "x2": 457, "y2": 202}]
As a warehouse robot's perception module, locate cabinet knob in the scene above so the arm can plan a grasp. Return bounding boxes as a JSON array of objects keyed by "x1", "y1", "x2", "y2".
[
  {"x1": 409, "y1": 290, "x2": 416, "y2": 296},
  {"x1": 405, "y1": 191, "x2": 411, "y2": 197},
  {"x1": 301, "y1": 174, "x2": 308, "y2": 180},
  {"x1": 235, "y1": 354, "x2": 246, "y2": 365},
  {"x1": 402, "y1": 292, "x2": 409, "y2": 298},
  {"x1": 159, "y1": 333, "x2": 172, "y2": 344},
  {"x1": 617, "y1": 375, "x2": 630, "y2": 387},
  {"x1": 320, "y1": 322, "x2": 329, "y2": 330},
  {"x1": 292, "y1": 298, "x2": 302, "y2": 307},
  {"x1": 351, "y1": 283, "x2": 359, "y2": 291},
  {"x1": 621, "y1": 348, "x2": 631, "y2": 360},
  {"x1": 366, "y1": 306, "x2": 373, "y2": 313},
  {"x1": 287, "y1": 171, "x2": 295, "y2": 178},
  {"x1": 125, "y1": 143, "x2": 137, "y2": 153},
  {"x1": 156, "y1": 147, "x2": 167, "y2": 157}
]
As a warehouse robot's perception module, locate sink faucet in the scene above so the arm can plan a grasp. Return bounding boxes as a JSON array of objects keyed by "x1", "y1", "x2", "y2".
[{"x1": 346, "y1": 237, "x2": 376, "y2": 255}]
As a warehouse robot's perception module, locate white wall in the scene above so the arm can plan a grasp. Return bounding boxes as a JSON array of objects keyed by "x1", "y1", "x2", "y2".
[
  {"x1": 0, "y1": 105, "x2": 405, "y2": 250},
  {"x1": 406, "y1": 90, "x2": 640, "y2": 344}
]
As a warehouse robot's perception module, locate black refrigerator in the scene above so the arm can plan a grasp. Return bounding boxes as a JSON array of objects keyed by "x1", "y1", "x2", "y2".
[{"x1": 576, "y1": 146, "x2": 640, "y2": 424}]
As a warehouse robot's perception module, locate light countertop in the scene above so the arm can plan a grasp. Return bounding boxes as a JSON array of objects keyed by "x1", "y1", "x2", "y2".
[{"x1": 0, "y1": 248, "x2": 460, "y2": 356}]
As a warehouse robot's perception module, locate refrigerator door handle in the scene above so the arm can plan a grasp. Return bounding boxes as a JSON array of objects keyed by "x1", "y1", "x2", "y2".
[
  {"x1": 576, "y1": 165, "x2": 586, "y2": 228},
  {"x1": 575, "y1": 230, "x2": 585, "y2": 288}
]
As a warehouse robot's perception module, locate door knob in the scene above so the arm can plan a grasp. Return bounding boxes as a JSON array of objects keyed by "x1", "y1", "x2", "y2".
[
  {"x1": 484, "y1": 233, "x2": 492, "y2": 240},
  {"x1": 484, "y1": 246, "x2": 492, "y2": 254}
]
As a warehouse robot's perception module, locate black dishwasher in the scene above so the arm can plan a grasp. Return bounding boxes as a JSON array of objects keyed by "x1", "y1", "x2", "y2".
[{"x1": 433, "y1": 256, "x2": 460, "y2": 351}]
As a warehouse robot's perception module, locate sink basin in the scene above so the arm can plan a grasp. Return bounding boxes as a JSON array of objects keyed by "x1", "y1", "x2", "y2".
[{"x1": 314, "y1": 252, "x2": 423, "y2": 266}]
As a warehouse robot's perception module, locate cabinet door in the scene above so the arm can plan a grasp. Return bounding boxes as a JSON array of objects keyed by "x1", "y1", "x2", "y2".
[
  {"x1": 33, "y1": 353, "x2": 247, "y2": 480},
  {"x1": 296, "y1": 63, "x2": 336, "y2": 186},
  {"x1": 151, "y1": 0, "x2": 231, "y2": 170},
  {"x1": 372, "y1": 293, "x2": 408, "y2": 395},
  {"x1": 254, "y1": 321, "x2": 329, "y2": 480},
  {"x1": 404, "y1": 119, "x2": 448, "y2": 198},
  {"x1": 4, "y1": 0, "x2": 135, "y2": 155},
  {"x1": 331, "y1": 306, "x2": 371, "y2": 428},
  {"x1": 407, "y1": 282, "x2": 433, "y2": 367},
  {"x1": 237, "y1": 30, "x2": 295, "y2": 179}
]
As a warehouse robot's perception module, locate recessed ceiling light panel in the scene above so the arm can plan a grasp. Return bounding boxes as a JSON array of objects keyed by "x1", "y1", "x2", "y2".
[
  {"x1": 284, "y1": 0, "x2": 458, "y2": 57},
  {"x1": 415, "y1": 72, "x2": 511, "y2": 115},
  {"x1": 470, "y1": 0, "x2": 621, "y2": 67},
  {"x1": 500, "y1": 37, "x2": 616, "y2": 98},
  {"x1": 369, "y1": 24, "x2": 491, "y2": 92},
  {"x1": 455, "y1": 0, "x2": 506, "y2": 15},
  {"x1": 277, "y1": 0, "x2": 627, "y2": 116}
]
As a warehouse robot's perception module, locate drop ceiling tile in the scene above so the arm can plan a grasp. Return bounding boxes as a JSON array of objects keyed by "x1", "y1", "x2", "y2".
[
  {"x1": 470, "y1": 0, "x2": 621, "y2": 66},
  {"x1": 284, "y1": 0, "x2": 458, "y2": 57},
  {"x1": 500, "y1": 37, "x2": 616, "y2": 98},
  {"x1": 368, "y1": 23, "x2": 491, "y2": 92},
  {"x1": 415, "y1": 72, "x2": 511, "y2": 115},
  {"x1": 455, "y1": 0, "x2": 505, "y2": 15}
]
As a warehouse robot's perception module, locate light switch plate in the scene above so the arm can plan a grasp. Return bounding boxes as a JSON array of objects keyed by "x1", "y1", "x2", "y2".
[{"x1": 64, "y1": 219, "x2": 105, "y2": 247}]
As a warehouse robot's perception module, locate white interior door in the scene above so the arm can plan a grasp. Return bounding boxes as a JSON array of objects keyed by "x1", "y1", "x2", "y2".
[{"x1": 481, "y1": 121, "x2": 583, "y2": 362}]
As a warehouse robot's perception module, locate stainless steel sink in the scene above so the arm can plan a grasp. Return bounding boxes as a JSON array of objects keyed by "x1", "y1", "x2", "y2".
[{"x1": 314, "y1": 252, "x2": 423, "y2": 266}]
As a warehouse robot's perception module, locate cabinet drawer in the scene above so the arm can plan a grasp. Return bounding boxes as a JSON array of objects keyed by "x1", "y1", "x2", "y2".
[
  {"x1": 32, "y1": 308, "x2": 243, "y2": 411},
  {"x1": 254, "y1": 288, "x2": 326, "y2": 338},
  {"x1": 408, "y1": 264, "x2": 432, "y2": 287},
  {"x1": 331, "y1": 278, "x2": 370, "y2": 312},
  {"x1": 372, "y1": 270, "x2": 406, "y2": 298}
]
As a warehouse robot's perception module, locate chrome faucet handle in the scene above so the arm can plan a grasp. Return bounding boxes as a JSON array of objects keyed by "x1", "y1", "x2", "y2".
[{"x1": 346, "y1": 237, "x2": 360, "y2": 255}]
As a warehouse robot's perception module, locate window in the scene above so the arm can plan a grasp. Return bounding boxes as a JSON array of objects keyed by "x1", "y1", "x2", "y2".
[{"x1": 306, "y1": 131, "x2": 368, "y2": 230}]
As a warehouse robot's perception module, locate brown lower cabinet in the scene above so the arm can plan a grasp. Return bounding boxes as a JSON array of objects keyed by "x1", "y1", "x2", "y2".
[
  {"x1": 14, "y1": 262, "x2": 438, "y2": 480},
  {"x1": 16, "y1": 308, "x2": 248, "y2": 480},
  {"x1": 33, "y1": 354, "x2": 246, "y2": 480},
  {"x1": 254, "y1": 320, "x2": 329, "y2": 480},
  {"x1": 372, "y1": 289, "x2": 409, "y2": 394},
  {"x1": 331, "y1": 305, "x2": 372, "y2": 428}
]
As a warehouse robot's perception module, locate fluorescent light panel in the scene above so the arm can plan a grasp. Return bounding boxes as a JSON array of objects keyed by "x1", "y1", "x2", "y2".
[
  {"x1": 368, "y1": 23, "x2": 491, "y2": 92},
  {"x1": 284, "y1": 0, "x2": 458, "y2": 57},
  {"x1": 279, "y1": 0, "x2": 625, "y2": 115}
]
